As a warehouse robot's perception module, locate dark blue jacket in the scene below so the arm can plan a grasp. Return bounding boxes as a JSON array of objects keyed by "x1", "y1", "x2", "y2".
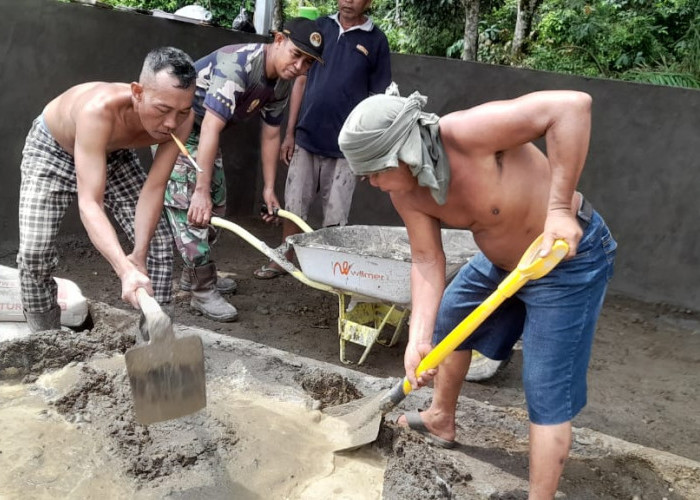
[{"x1": 295, "y1": 15, "x2": 392, "y2": 158}]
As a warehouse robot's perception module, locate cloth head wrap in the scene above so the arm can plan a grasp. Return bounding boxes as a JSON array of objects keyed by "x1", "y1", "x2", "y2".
[{"x1": 338, "y1": 88, "x2": 450, "y2": 205}]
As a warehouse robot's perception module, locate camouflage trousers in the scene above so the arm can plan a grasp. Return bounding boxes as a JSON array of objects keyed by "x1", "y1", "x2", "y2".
[{"x1": 164, "y1": 133, "x2": 226, "y2": 268}]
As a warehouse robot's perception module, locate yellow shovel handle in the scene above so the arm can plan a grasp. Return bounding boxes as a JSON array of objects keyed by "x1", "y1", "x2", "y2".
[{"x1": 402, "y1": 236, "x2": 569, "y2": 395}]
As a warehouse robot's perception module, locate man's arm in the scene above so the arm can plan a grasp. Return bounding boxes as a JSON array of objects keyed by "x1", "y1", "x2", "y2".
[
  {"x1": 189, "y1": 110, "x2": 226, "y2": 227},
  {"x1": 132, "y1": 112, "x2": 195, "y2": 268},
  {"x1": 394, "y1": 195, "x2": 446, "y2": 388},
  {"x1": 280, "y1": 75, "x2": 307, "y2": 165},
  {"x1": 73, "y1": 106, "x2": 149, "y2": 308},
  {"x1": 441, "y1": 90, "x2": 592, "y2": 255},
  {"x1": 260, "y1": 121, "x2": 282, "y2": 211}
]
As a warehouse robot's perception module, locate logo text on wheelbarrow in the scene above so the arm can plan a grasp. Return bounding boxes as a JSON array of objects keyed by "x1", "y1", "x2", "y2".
[{"x1": 332, "y1": 261, "x2": 386, "y2": 280}]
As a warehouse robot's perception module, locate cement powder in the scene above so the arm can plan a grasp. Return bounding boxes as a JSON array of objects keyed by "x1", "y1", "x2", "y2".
[{"x1": 288, "y1": 225, "x2": 477, "y2": 264}]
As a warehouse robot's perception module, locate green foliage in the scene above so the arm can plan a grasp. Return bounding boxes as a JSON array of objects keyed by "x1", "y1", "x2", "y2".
[
  {"x1": 87, "y1": 0, "x2": 700, "y2": 88},
  {"x1": 375, "y1": 0, "x2": 464, "y2": 56},
  {"x1": 624, "y1": 69, "x2": 700, "y2": 88},
  {"x1": 527, "y1": 0, "x2": 664, "y2": 75},
  {"x1": 472, "y1": 0, "x2": 700, "y2": 88}
]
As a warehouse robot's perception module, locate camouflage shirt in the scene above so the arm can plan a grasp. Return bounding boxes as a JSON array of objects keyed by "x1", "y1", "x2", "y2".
[{"x1": 193, "y1": 43, "x2": 291, "y2": 130}]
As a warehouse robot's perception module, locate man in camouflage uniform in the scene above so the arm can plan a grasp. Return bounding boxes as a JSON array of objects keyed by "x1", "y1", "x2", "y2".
[{"x1": 165, "y1": 18, "x2": 324, "y2": 322}]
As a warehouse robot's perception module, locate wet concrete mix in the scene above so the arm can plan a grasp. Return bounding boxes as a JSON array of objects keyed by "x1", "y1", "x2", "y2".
[{"x1": 1, "y1": 301, "x2": 698, "y2": 499}]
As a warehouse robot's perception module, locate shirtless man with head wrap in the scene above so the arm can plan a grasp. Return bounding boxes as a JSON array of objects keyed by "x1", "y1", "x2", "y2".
[{"x1": 339, "y1": 89, "x2": 617, "y2": 499}]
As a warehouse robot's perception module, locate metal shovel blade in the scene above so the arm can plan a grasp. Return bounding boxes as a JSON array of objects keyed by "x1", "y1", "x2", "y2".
[
  {"x1": 323, "y1": 382, "x2": 407, "y2": 452},
  {"x1": 125, "y1": 335, "x2": 206, "y2": 425},
  {"x1": 323, "y1": 390, "x2": 390, "y2": 452},
  {"x1": 125, "y1": 289, "x2": 206, "y2": 425}
]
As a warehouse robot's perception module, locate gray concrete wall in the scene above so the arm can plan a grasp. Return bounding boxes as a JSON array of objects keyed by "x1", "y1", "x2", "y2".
[
  {"x1": 1, "y1": 0, "x2": 699, "y2": 309},
  {"x1": 354, "y1": 55, "x2": 700, "y2": 310},
  {"x1": 0, "y1": 0, "x2": 266, "y2": 240}
]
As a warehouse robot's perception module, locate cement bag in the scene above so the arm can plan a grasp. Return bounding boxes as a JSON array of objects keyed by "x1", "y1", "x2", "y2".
[
  {"x1": 0, "y1": 265, "x2": 88, "y2": 326},
  {"x1": 0, "y1": 322, "x2": 32, "y2": 341}
]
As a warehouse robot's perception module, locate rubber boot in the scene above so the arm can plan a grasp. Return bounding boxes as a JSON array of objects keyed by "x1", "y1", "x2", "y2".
[
  {"x1": 190, "y1": 263, "x2": 238, "y2": 322},
  {"x1": 179, "y1": 266, "x2": 237, "y2": 294},
  {"x1": 24, "y1": 304, "x2": 61, "y2": 333}
]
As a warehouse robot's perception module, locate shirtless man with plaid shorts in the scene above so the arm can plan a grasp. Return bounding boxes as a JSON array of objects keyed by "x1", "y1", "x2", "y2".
[{"x1": 17, "y1": 47, "x2": 195, "y2": 332}]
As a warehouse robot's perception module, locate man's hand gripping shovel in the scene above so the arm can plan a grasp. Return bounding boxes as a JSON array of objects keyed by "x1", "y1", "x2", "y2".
[{"x1": 323, "y1": 234, "x2": 569, "y2": 452}]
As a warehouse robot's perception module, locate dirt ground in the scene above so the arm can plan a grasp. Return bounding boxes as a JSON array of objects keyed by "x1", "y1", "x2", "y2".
[{"x1": 2, "y1": 215, "x2": 700, "y2": 497}]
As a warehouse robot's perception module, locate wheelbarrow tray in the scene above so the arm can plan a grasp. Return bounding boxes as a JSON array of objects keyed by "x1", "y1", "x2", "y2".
[{"x1": 287, "y1": 226, "x2": 478, "y2": 305}]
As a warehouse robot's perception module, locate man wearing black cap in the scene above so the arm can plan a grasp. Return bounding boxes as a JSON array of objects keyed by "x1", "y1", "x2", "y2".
[{"x1": 164, "y1": 18, "x2": 323, "y2": 322}]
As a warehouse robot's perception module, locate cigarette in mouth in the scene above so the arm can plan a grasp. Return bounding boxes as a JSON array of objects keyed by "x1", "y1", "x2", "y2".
[{"x1": 171, "y1": 134, "x2": 203, "y2": 173}]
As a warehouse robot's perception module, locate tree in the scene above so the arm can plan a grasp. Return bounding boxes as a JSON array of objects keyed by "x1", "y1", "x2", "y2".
[
  {"x1": 462, "y1": 0, "x2": 480, "y2": 61},
  {"x1": 511, "y1": 0, "x2": 543, "y2": 59}
]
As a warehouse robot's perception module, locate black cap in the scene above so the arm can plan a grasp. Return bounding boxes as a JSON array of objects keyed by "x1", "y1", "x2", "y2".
[{"x1": 281, "y1": 17, "x2": 324, "y2": 64}]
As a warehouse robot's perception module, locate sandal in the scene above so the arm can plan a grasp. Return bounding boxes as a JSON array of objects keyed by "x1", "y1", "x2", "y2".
[
  {"x1": 253, "y1": 264, "x2": 287, "y2": 280},
  {"x1": 402, "y1": 410, "x2": 456, "y2": 449}
]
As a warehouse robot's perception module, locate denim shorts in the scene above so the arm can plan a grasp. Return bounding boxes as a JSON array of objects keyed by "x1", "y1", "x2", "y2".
[{"x1": 434, "y1": 209, "x2": 617, "y2": 425}]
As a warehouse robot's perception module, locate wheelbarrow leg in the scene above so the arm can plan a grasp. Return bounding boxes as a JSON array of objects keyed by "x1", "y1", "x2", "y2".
[
  {"x1": 336, "y1": 295, "x2": 408, "y2": 365},
  {"x1": 374, "y1": 305, "x2": 410, "y2": 347},
  {"x1": 337, "y1": 294, "x2": 379, "y2": 364},
  {"x1": 339, "y1": 330, "x2": 379, "y2": 365}
]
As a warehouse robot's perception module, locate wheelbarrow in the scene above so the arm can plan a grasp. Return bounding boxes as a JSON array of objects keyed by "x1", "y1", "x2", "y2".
[{"x1": 211, "y1": 211, "x2": 479, "y2": 365}]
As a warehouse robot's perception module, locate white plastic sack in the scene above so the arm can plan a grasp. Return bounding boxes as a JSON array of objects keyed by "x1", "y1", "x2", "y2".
[
  {"x1": 0, "y1": 322, "x2": 32, "y2": 342},
  {"x1": 174, "y1": 4, "x2": 212, "y2": 22},
  {"x1": 0, "y1": 265, "x2": 88, "y2": 327}
]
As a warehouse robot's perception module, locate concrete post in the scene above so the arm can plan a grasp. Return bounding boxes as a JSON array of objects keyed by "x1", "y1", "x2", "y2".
[{"x1": 254, "y1": 0, "x2": 274, "y2": 34}]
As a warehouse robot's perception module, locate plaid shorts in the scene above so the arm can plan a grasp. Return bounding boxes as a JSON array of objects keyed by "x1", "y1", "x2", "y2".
[{"x1": 17, "y1": 116, "x2": 174, "y2": 313}]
